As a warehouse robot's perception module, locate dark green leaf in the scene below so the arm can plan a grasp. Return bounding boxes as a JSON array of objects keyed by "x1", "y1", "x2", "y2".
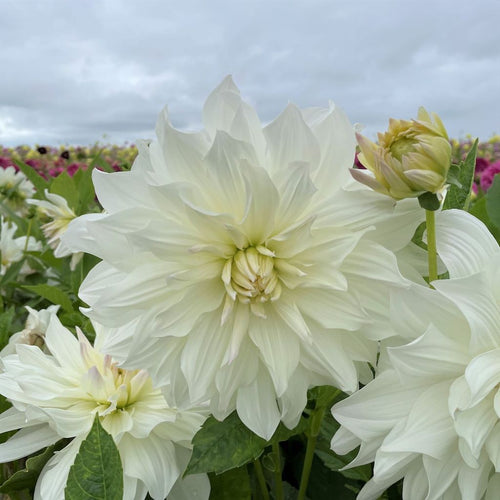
[
  {"x1": 22, "y1": 284, "x2": 74, "y2": 313},
  {"x1": 13, "y1": 160, "x2": 49, "y2": 198},
  {"x1": 486, "y1": 174, "x2": 500, "y2": 229},
  {"x1": 49, "y1": 172, "x2": 80, "y2": 213},
  {"x1": 0, "y1": 259, "x2": 26, "y2": 287},
  {"x1": 186, "y1": 412, "x2": 267, "y2": 475},
  {"x1": 418, "y1": 192, "x2": 441, "y2": 211},
  {"x1": 307, "y1": 386, "x2": 343, "y2": 409},
  {"x1": 442, "y1": 138, "x2": 478, "y2": 210},
  {"x1": 0, "y1": 307, "x2": 16, "y2": 349},
  {"x1": 0, "y1": 446, "x2": 56, "y2": 494},
  {"x1": 209, "y1": 467, "x2": 251, "y2": 500},
  {"x1": 73, "y1": 166, "x2": 96, "y2": 214},
  {"x1": 65, "y1": 416, "x2": 123, "y2": 500}
]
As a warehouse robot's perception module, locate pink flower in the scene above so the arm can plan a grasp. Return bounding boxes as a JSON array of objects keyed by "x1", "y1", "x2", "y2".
[{"x1": 480, "y1": 160, "x2": 500, "y2": 191}]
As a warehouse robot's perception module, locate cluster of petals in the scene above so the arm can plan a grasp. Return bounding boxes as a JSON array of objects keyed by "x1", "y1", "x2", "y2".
[
  {"x1": 62, "y1": 77, "x2": 428, "y2": 439},
  {"x1": 0, "y1": 316, "x2": 209, "y2": 500},
  {"x1": 332, "y1": 210, "x2": 500, "y2": 500}
]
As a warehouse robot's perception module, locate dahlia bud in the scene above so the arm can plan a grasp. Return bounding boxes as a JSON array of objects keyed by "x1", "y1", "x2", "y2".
[{"x1": 351, "y1": 107, "x2": 452, "y2": 202}]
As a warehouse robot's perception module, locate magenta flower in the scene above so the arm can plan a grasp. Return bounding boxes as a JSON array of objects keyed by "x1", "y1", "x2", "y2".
[{"x1": 480, "y1": 160, "x2": 500, "y2": 191}]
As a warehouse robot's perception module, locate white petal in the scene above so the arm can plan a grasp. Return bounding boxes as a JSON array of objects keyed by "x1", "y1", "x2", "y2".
[
  {"x1": 263, "y1": 103, "x2": 320, "y2": 174},
  {"x1": 277, "y1": 365, "x2": 310, "y2": 429},
  {"x1": 0, "y1": 424, "x2": 60, "y2": 462},
  {"x1": 120, "y1": 434, "x2": 179, "y2": 500},
  {"x1": 422, "y1": 452, "x2": 461, "y2": 500},
  {"x1": 236, "y1": 368, "x2": 281, "y2": 440},
  {"x1": 463, "y1": 349, "x2": 500, "y2": 406},
  {"x1": 434, "y1": 274, "x2": 500, "y2": 354},
  {"x1": 435, "y1": 209, "x2": 500, "y2": 278},
  {"x1": 248, "y1": 310, "x2": 300, "y2": 397},
  {"x1": 35, "y1": 438, "x2": 83, "y2": 500},
  {"x1": 167, "y1": 474, "x2": 211, "y2": 500},
  {"x1": 457, "y1": 459, "x2": 491, "y2": 500}
]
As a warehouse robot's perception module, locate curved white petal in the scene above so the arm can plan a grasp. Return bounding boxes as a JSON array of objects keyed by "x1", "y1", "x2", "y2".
[{"x1": 435, "y1": 209, "x2": 500, "y2": 278}]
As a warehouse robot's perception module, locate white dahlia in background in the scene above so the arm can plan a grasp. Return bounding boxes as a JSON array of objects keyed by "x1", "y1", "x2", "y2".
[
  {"x1": 0, "y1": 304, "x2": 59, "y2": 356},
  {"x1": 63, "y1": 76, "x2": 425, "y2": 439},
  {"x1": 27, "y1": 190, "x2": 83, "y2": 269},
  {"x1": 0, "y1": 316, "x2": 210, "y2": 500},
  {"x1": 0, "y1": 166, "x2": 35, "y2": 214},
  {"x1": 0, "y1": 216, "x2": 41, "y2": 275},
  {"x1": 332, "y1": 210, "x2": 500, "y2": 500}
]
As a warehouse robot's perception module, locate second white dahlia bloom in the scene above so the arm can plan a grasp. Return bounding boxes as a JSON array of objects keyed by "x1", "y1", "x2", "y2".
[
  {"x1": 332, "y1": 210, "x2": 500, "y2": 500},
  {"x1": 0, "y1": 316, "x2": 210, "y2": 500},
  {"x1": 63, "y1": 76, "x2": 424, "y2": 438}
]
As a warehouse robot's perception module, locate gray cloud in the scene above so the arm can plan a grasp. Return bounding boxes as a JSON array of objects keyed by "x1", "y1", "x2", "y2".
[{"x1": 1, "y1": 0, "x2": 499, "y2": 146}]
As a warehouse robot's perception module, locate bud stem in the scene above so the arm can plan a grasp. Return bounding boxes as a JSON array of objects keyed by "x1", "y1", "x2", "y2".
[{"x1": 425, "y1": 209, "x2": 438, "y2": 283}]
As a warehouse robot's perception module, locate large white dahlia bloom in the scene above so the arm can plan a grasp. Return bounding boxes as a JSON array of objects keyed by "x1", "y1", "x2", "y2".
[
  {"x1": 63, "y1": 76, "x2": 424, "y2": 439},
  {"x1": 0, "y1": 316, "x2": 210, "y2": 500},
  {"x1": 332, "y1": 210, "x2": 500, "y2": 500}
]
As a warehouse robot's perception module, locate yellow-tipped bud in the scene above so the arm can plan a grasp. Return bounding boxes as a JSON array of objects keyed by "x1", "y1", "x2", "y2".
[{"x1": 351, "y1": 107, "x2": 452, "y2": 200}]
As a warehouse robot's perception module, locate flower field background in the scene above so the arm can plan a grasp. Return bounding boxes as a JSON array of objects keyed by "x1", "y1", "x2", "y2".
[{"x1": 1, "y1": 79, "x2": 500, "y2": 500}]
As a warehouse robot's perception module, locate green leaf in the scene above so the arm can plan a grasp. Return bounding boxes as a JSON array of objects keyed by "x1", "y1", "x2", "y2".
[
  {"x1": 186, "y1": 412, "x2": 268, "y2": 475},
  {"x1": 445, "y1": 163, "x2": 462, "y2": 188},
  {"x1": 0, "y1": 307, "x2": 16, "y2": 349},
  {"x1": 64, "y1": 416, "x2": 123, "y2": 500},
  {"x1": 49, "y1": 172, "x2": 80, "y2": 213},
  {"x1": 307, "y1": 386, "x2": 343, "y2": 410},
  {"x1": 418, "y1": 192, "x2": 441, "y2": 211},
  {"x1": 469, "y1": 197, "x2": 500, "y2": 243},
  {"x1": 209, "y1": 467, "x2": 251, "y2": 500},
  {"x1": 22, "y1": 284, "x2": 74, "y2": 313},
  {"x1": 13, "y1": 160, "x2": 49, "y2": 197},
  {"x1": 0, "y1": 259, "x2": 26, "y2": 287},
  {"x1": 486, "y1": 174, "x2": 500, "y2": 229},
  {"x1": 0, "y1": 445, "x2": 56, "y2": 494},
  {"x1": 73, "y1": 166, "x2": 96, "y2": 214},
  {"x1": 443, "y1": 138, "x2": 478, "y2": 210}
]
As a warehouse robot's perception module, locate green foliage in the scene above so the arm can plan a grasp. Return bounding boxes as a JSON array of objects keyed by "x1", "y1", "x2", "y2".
[
  {"x1": 65, "y1": 417, "x2": 123, "y2": 500},
  {"x1": 186, "y1": 412, "x2": 268, "y2": 475},
  {"x1": 13, "y1": 160, "x2": 49, "y2": 198},
  {"x1": 469, "y1": 197, "x2": 500, "y2": 243},
  {"x1": 209, "y1": 467, "x2": 252, "y2": 500},
  {"x1": 443, "y1": 138, "x2": 478, "y2": 210},
  {"x1": 0, "y1": 445, "x2": 56, "y2": 495},
  {"x1": 22, "y1": 284, "x2": 74, "y2": 313},
  {"x1": 0, "y1": 307, "x2": 15, "y2": 349},
  {"x1": 50, "y1": 172, "x2": 80, "y2": 213},
  {"x1": 486, "y1": 174, "x2": 500, "y2": 229}
]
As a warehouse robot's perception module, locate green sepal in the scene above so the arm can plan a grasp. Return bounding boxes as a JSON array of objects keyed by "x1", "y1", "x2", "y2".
[{"x1": 418, "y1": 192, "x2": 441, "y2": 211}]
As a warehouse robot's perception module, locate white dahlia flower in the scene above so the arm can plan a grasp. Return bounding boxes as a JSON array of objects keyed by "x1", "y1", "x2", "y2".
[
  {"x1": 63, "y1": 76, "x2": 424, "y2": 439},
  {"x1": 28, "y1": 190, "x2": 83, "y2": 269},
  {"x1": 0, "y1": 216, "x2": 41, "y2": 274},
  {"x1": 0, "y1": 166, "x2": 35, "y2": 214},
  {"x1": 332, "y1": 210, "x2": 500, "y2": 500},
  {"x1": 0, "y1": 304, "x2": 59, "y2": 357},
  {"x1": 0, "y1": 316, "x2": 210, "y2": 500}
]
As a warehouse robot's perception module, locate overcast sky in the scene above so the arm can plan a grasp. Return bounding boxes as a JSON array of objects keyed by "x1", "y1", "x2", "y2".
[{"x1": 1, "y1": 0, "x2": 499, "y2": 147}]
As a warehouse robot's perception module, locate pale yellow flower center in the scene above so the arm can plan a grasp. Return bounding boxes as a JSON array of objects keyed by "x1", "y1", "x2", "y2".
[
  {"x1": 389, "y1": 136, "x2": 417, "y2": 161},
  {"x1": 221, "y1": 246, "x2": 282, "y2": 320}
]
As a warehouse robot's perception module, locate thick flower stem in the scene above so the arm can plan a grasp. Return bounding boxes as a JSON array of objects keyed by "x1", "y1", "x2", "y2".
[
  {"x1": 272, "y1": 441, "x2": 284, "y2": 500},
  {"x1": 298, "y1": 406, "x2": 326, "y2": 500},
  {"x1": 425, "y1": 209, "x2": 438, "y2": 283},
  {"x1": 253, "y1": 458, "x2": 270, "y2": 500}
]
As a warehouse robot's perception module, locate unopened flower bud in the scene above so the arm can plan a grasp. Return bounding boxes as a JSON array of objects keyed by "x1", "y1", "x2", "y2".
[{"x1": 351, "y1": 107, "x2": 452, "y2": 200}]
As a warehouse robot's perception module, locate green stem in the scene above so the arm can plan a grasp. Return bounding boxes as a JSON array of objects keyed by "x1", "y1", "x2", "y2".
[
  {"x1": 425, "y1": 209, "x2": 438, "y2": 283},
  {"x1": 253, "y1": 458, "x2": 270, "y2": 500},
  {"x1": 272, "y1": 441, "x2": 284, "y2": 500},
  {"x1": 298, "y1": 406, "x2": 326, "y2": 500},
  {"x1": 23, "y1": 218, "x2": 33, "y2": 253}
]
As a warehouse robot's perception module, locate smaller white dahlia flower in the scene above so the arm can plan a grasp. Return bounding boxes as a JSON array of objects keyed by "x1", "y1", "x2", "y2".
[
  {"x1": 0, "y1": 166, "x2": 35, "y2": 214},
  {"x1": 331, "y1": 210, "x2": 500, "y2": 500},
  {"x1": 28, "y1": 190, "x2": 83, "y2": 268},
  {"x1": 0, "y1": 304, "x2": 59, "y2": 356},
  {"x1": 0, "y1": 316, "x2": 210, "y2": 500},
  {"x1": 0, "y1": 216, "x2": 41, "y2": 274}
]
